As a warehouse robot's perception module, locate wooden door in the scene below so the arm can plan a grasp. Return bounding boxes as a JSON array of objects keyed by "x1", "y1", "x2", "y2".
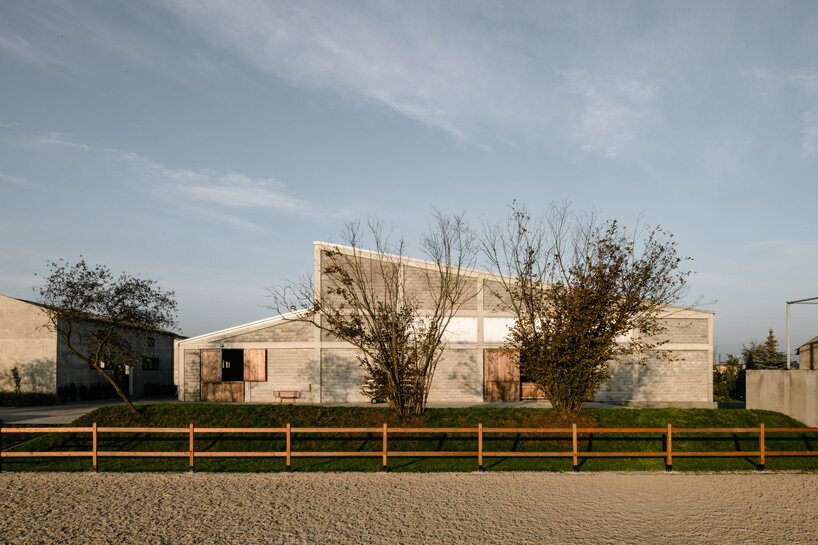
[
  {"x1": 243, "y1": 349, "x2": 267, "y2": 382},
  {"x1": 484, "y1": 349, "x2": 520, "y2": 401},
  {"x1": 201, "y1": 349, "x2": 222, "y2": 383},
  {"x1": 202, "y1": 382, "x2": 244, "y2": 402},
  {"x1": 200, "y1": 349, "x2": 245, "y2": 401}
]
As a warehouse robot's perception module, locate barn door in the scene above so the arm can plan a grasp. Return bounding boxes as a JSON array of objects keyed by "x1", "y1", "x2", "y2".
[
  {"x1": 484, "y1": 349, "x2": 520, "y2": 401},
  {"x1": 200, "y1": 349, "x2": 243, "y2": 401},
  {"x1": 243, "y1": 349, "x2": 267, "y2": 382},
  {"x1": 201, "y1": 349, "x2": 222, "y2": 383}
]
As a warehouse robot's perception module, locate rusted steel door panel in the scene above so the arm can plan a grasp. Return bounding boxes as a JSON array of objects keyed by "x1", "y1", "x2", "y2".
[
  {"x1": 201, "y1": 349, "x2": 222, "y2": 383},
  {"x1": 243, "y1": 349, "x2": 267, "y2": 382}
]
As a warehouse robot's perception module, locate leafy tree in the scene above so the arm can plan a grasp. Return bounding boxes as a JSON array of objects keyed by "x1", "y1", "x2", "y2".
[
  {"x1": 713, "y1": 354, "x2": 744, "y2": 401},
  {"x1": 37, "y1": 259, "x2": 178, "y2": 415},
  {"x1": 743, "y1": 329, "x2": 787, "y2": 370},
  {"x1": 482, "y1": 203, "x2": 692, "y2": 413},
  {"x1": 271, "y1": 213, "x2": 477, "y2": 416}
]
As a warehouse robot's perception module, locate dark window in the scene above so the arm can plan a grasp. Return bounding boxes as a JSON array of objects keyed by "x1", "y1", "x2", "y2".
[
  {"x1": 142, "y1": 357, "x2": 160, "y2": 371},
  {"x1": 221, "y1": 349, "x2": 244, "y2": 381},
  {"x1": 147, "y1": 337, "x2": 156, "y2": 348}
]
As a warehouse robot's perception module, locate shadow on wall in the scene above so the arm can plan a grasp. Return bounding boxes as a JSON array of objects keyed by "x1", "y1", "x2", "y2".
[
  {"x1": 594, "y1": 362, "x2": 634, "y2": 402},
  {"x1": 432, "y1": 351, "x2": 480, "y2": 399},
  {"x1": 0, "y1": 358, "x2": 56, "y2": 392},
  {"x1": 321, "y1": 352, "x2": 368, "y2": 403}
]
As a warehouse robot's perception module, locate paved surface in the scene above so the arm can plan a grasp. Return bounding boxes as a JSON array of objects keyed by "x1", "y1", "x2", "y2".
[
  {"x1": 1, "y1": 472, "x2": 816, "y2": 544},
  {"x1": 0, "y1": 397, "x2": 177, "y2": 425}
]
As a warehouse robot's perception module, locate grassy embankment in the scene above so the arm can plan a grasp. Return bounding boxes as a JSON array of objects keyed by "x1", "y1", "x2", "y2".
[{"x1": 3, "y1": 404, "x2": 817, "y2": 472}]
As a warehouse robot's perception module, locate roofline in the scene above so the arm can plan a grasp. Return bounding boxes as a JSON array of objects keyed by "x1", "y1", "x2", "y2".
[
  {"x1": 175, "y1": 308, "x2": 311, "y2": 346},
  {"x1": 0, "y1": 293, "x2": 181, "y2": 336}
]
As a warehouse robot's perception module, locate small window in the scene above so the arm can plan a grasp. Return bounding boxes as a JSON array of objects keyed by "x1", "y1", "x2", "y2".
[
  {"x1": 147, "y1": 337, "x2": 156, "y2": 348},
  {"x1": 142, "y1": 357, "x2": 160, "y2": 371}
]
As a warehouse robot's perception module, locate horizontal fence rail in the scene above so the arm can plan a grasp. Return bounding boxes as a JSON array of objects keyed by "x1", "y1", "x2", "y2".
[{"x1": 2, "y1": 422, "x2": 818, "y2": 471}]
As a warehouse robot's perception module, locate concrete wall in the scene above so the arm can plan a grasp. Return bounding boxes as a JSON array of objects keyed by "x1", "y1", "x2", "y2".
[
  {"x1": 747, "y1": 370, "x2": 818, "y2": 426},
  {"x1": 0, "y1": 295, "x2": 56, "y2": 392}
]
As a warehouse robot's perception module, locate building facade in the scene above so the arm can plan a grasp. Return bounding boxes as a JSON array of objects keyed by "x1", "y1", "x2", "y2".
[
  {"x1": 0, "y1": 294, "x2": 177, "y2": 400},
  {"x1": 174, "y1": 242, "x2": 715, "y2": 407}
]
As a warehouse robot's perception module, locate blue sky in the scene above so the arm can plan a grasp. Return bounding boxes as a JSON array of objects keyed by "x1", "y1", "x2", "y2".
[{"x1": 1, "y1": 1, "x2": 817, "y2": 358}]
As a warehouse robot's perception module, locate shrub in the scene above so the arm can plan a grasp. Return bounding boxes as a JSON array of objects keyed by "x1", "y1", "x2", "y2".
[{"x1": 0, "y1": 391, "x2": 58, "y2": 406}]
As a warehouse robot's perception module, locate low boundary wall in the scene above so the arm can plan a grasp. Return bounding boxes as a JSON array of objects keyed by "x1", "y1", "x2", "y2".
[{"x1": 747, "y1": 370, "x2": 818, "y2": 426}]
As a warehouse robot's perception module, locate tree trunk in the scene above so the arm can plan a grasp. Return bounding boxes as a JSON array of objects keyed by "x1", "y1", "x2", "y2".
[{"x1": 93, "y1": 363, "x2": 140, "y2": 417}]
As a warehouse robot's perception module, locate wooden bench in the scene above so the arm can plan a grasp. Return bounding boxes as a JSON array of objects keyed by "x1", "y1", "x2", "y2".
[{"x1": 273, "y1": 390, "x2": 300, "y2": 403}]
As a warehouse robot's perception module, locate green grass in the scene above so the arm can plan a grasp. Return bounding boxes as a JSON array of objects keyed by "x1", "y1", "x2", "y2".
[{"x1": 3, "y1": 404, "x2": 817, "y2": 472}]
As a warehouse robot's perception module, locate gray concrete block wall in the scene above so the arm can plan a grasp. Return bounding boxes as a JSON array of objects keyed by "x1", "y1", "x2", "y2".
[
  {"x1": 482, "y1": 280, "x2": 512, "y2": 313},
  {"x1": 427, "y1": 348, "x2": 482, "y2": 402},
  {"x1": 245, "y1": 349, "x2": 319, "y2": 403},
  {"x1": 632, "y1": 351, "x2": 709, "y2": 402},
  {"x1": 218, "y1": 321, "x2": 313, "y2": 343},
  {"x1": 595, "y1": 351, "x2": 711, "y2": 405},
  {"x1": 403, "y1": 267, "x2": 479, "y2": 311},
  {"x1": 320, "y1": 348, "x2": 368, "y2": 402},
  {"x1": 594, "y1": 362, "x2": 635, "y2": 402},
  {"x1": 647, "y1": 319, "x2": 709, "y2": 344},
  {"x1": 183, "y1": 350, "x2": 201, "y2": 401}
]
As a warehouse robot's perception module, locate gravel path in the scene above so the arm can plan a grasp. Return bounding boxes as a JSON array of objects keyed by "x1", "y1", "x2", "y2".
[{"x1": 1, "y1": 472, "x2": 817, "y2": 544}]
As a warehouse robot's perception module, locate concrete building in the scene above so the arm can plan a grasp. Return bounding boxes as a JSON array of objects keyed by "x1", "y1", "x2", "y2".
[
  {"x1": 174, "y1": 242, "x2": 715, "y2": 407},
  {"x1": 0, "y1": 294, "x2": 177, "y2": 400},
  {"x1": 795, "y1": 336, "x2": 818, "y2": 370}
]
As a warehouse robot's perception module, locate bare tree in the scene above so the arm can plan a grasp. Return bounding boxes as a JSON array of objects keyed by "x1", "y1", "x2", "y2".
[
  {"x1": 270, "y1": 212, "x2": 477, "y2": 416},
  {"x1": 36, "y1": 259, "x2": 178, "y2": 416},
  {"x1": 482, "y1": 202, "x2": 692, "y2": 413}
]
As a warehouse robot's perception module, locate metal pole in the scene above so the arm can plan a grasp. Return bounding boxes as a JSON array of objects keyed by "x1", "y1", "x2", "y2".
[
  {"x1": 785, "y1": 296, "x2": 818, "y2": 370},
  {"x1": 787, "y1": 302, "x2": 791, "y2": 369}
]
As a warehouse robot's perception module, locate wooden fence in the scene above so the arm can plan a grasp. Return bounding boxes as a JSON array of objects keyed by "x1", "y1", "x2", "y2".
[{"x1": 2, "y1": 423, "x2": 818, "y2": 471}]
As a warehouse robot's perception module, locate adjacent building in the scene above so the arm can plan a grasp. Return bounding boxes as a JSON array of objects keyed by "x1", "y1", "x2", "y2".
[
  {"x1": 796, "y1": 335, "x2": 818, "y2": 370},
  {"x1": 174, "y1": 242, "x2": 715, "y2": 407},
  {"x1": 0, "y1": 294, "x2": 177, "y2": 400}
]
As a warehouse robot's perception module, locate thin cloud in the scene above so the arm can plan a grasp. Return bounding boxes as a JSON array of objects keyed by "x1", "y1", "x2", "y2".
[
  {"x1": 0, "y1": 172, "x2": 33, "y2": 185},
  {"x1": 802, "y1": 110, "x2": 818, "y2": 155},
  {"x1": 562, "y1": 70, "x2": 657, "y2": 157},
  {"x1": 0, "y1": 28, "x2": 36, "y2": 61},
  {"x1": 161, "y1": 1, "x2": 638, "y2": 152},
  {"x1": 31, "y1": 132, "x2": 318, "y2": 215}
]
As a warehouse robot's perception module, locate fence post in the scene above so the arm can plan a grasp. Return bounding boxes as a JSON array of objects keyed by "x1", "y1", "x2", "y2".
[
  {"x1": 572, "y1": 423, "x2": 578, "y2": 472},
  {"x1": 666, "y1": 423, "x2": 672, "y2": 471},
  {"x1": 286, "y1": 423, "x2": 292, "y2": 472},
  {"x1": 759, "y1": 423, "x2": 765, "y2": 471},
  {"x1": 189, "y1": 422, "x2": 194, "y2": 472},
  {"x1": 92, "y1": 422, "x2": 98, "y2": 472},
  {"x1": 478, "y1": 422, "x2": 483, "y2": 472},
  {"x1": 0, "y1": 425, "x2": 3, "y2": 473},
  {"x1": 382, "y1": 423, "x2": 388, "y2": 471}
]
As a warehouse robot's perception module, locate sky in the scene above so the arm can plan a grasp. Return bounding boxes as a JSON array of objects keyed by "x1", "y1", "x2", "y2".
[{"x1": 1, "y1": 1, "x2": 817, "y2": 359}]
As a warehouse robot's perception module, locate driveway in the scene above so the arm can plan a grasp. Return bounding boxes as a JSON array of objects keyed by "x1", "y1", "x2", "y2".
[{"x1": 0, "y1": 397, "x2": 178, "y2": 425}]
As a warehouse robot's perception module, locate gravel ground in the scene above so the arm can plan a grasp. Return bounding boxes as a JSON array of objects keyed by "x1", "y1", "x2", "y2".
[{"x1": 1, "y1": 472, "x2": 817, "y2": 544}]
